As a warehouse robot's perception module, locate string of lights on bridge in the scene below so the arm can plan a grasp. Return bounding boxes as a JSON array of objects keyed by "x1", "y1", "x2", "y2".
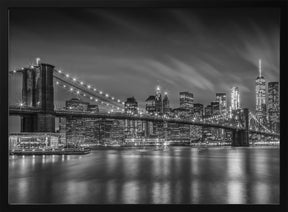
[
  {"x1": 53, "y1": 68, "x2": 148, "y2": 115},
  {"x1": 54, "y1": 80, "x2": 125, "y2": 113}
]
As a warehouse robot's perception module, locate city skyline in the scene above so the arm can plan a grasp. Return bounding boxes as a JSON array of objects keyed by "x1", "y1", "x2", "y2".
[{"x1": 9, "y1": 8, "x2": 279, "y2": 132}]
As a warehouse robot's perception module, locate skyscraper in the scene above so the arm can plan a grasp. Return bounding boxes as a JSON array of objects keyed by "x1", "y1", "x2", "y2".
[
  {"x1": 255, "y1": 59, "x2": 267, "y2": 124},
  {"x1": 216, "y1": 93, "x2": 227, "y2": 113},
  {"x1": 179, "y1": 91, "x2": 194, "y2": 110},
  {"x1": 145, "y1": 95, "x2": 156, "y2": 113},
  {"x1": 155, "y1": 85, "x2": 162, "y2": 114},
  {"x1": 211, "y1": 101, "x2": 220, "y2": 115},
  {"x1": 204, "y1": 105, "x2": 212, "y2": 117},
  {"x1": 268, "y1": 82, "x2": 279, "y2": 132},
  {"x1": 193, "y1": 103, "x2": 203, "y2": 118},
  {"x1": 124, "y1": 97, "x2": 138, "y2": 114},
  {"x1": 163, "y1": 92, "x2": 170, "y2": 114},
  {"x1": 231, "y1": 87, "x2": 240, "y2": 110}
]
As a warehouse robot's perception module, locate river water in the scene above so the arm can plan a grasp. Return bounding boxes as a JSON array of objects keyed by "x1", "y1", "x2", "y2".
[{"x1": 9, "y1": 146, "x2": 279, "y2": 204}]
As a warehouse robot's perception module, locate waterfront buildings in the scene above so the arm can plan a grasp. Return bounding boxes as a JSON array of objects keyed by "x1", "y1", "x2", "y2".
[
  {"x1": 61, "y1": 98, "x2": 109, "y2": 145},
  {"x1": 9, "y1": 133, "x2": 60, "y2": 150},
  {"x1": 255, "y1": 59, "x2": 267, "y2": 124},
  {"x1": 267, "y1": 82, "x2": 280, "y2": 132}
]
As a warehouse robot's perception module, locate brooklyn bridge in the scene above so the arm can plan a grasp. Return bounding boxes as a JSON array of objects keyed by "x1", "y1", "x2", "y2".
[{"x1": 9, "y1": 62, "x2": 279, "y2": 147}]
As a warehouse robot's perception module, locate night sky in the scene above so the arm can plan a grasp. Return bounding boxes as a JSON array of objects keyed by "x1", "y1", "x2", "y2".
[{"x1": 8, "y1": 8, "x2": 279, "y2": 132}]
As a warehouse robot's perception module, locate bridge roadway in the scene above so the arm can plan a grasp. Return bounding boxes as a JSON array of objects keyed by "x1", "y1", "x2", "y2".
[
  {"x1": 9, "y1": 106, "x2": 279, "y2": 138},
  {"x1": 9, "y1": 106, "x2": 239, "y2": 130}
]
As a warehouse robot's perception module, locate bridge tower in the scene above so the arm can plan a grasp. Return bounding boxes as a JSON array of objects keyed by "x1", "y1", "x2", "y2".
[
  {"x1": 232, "y1": 108, "x2": 249, "y2": 146},
  {"x1": 21, "y1": 63, "x2": 55, "y2": 132}
]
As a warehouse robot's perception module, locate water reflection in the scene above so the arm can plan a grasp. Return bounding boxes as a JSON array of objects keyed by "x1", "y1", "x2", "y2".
[
  {"x1": 9, "y1": 147, "x2": 279, "y2": 204},
  {"x1": 122, "y1": 181, "x2": 139, "y2": 204},
  {"x1": 191, "y1": 180, "x2": 200, "y2": 204},
  {"x1": 106, "y1": 179, "x2": 116, "y2": 203},
  {"x1": 227, "y1": 181, "x2": 245, "y2": 204}
]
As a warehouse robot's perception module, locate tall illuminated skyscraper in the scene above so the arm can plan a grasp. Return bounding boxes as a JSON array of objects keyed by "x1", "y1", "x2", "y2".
[
  {"x1": 255, "y1": 59, "x2": 267, "y2": 124},
  {"x1": 231, "y1": 87, "x2": 240, "y2": 110},
  {"x1": 163, "y1": 92, "x2": 170, "y2": 114},
  {"x1": 155, "y1": 84, "x2": 162, "y2": 114},
  {"x1": 216, "y1": 93, "x2": 227, "y2": 113}
]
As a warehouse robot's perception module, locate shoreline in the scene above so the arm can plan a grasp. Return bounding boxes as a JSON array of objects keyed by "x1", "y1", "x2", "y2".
[{"x1": 9, "y1": 144, "x2": 279, "y2": 156}]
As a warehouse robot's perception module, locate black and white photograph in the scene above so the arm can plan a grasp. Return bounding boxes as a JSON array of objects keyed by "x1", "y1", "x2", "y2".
[{"x1": 6, "y1": 4, "x2": 282, "y2": 206}]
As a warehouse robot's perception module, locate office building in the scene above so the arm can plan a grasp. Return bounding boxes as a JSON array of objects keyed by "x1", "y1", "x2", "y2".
[
  {"x1": 205, "y1": 105, "x2": 213, "y2": 117},
  {"x1": 145, "y1": 95, "x2": 156, "y2": 114},
  {"x1": 155, "y1": 85, "x2": 162, "y2": 114},
  {"x1": 124, "y1": 97, "x2": 138, "y2": 114},
  {"x1": 163, "y1": 92, "x2": 170, "y2": 114},
  {"x1": 211, "y1": 101, "x2": 220, "y2": 115},
  {"x1": 179, "y1": 91, "x2": 194, "y2": 110},
  {"x1": 267, "y1": 82, "x2": 280, "y2": 132},
  {"x1": 231, "y1": 87, "x2": 240, "y2": 110},
  {"x1": 255, "y1": 59, "x2": 267, "y2": 124},
  {"x1": 193, "y1": 103, "x2": 203, "y2": 118},
  {"x1": 216, "y1": 93, "x2": 227, "y2": 113}
]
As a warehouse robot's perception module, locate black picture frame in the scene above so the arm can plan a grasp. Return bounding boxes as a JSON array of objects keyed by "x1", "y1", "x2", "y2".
[{"x1": 1, "y1": 0, "x2": 287, "y2": 212}]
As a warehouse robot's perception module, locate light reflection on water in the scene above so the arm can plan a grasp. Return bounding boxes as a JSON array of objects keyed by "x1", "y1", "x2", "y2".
[{"x1": 9, "y1": 147, "x2": 279, "y2": 204}]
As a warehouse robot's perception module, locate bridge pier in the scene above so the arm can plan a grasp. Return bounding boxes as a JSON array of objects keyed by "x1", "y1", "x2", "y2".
[
  {"x1": 232, "y1": 129, "x2": 249, "y2": 147},
  {"x1": 201, "y1": 126, "x2": 205, "y2": 143},
  {"x1": 21, "y1": 113, "x2": 55, "y2": 132},
  {"x1": 21, "y1": 115, "x2": 38, "y2": 132}
]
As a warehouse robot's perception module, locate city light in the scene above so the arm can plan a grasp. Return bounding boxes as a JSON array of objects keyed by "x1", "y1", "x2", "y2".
[{"x1": 36, "y1": 57, "x2": 40, "y2": 65}]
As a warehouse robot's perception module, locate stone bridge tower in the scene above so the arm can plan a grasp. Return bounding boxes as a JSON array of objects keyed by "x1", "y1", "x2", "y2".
[
  {"x1": 21, "y1": 63, "x2": 55, "y2": 132},
  {"x1": 231, "y1": 108, "x2": 249, "y2": 146}
]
